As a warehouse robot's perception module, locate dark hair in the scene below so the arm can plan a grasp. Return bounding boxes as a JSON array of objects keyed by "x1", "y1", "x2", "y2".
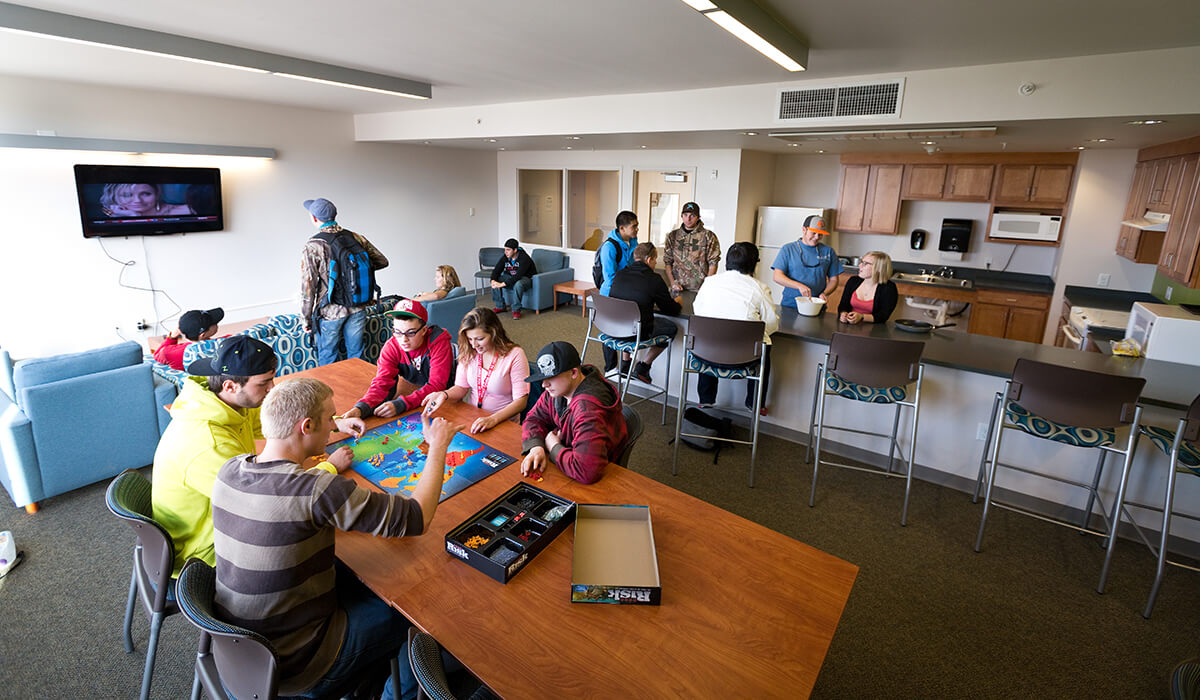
[
  {"x1": 206, "y1": 374, "x2": 249, "y2": 393},
  {"x1": 725, "y1": 242, "x2": 760, "y2": 275},
  {"x1": 632, "y1": 242, "x2": 656, "y2": 262},
  {"x1": 457, "y1": 307, "x2": 518, "y2": 364},
  {"x1": 615, "y1": 210, "x2": 638, "y2": 229}
]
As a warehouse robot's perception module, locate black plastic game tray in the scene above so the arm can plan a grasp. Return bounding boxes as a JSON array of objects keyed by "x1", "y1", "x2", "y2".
[{"x1": 445, "y1": 482, "x2": 576, "y2": 584}]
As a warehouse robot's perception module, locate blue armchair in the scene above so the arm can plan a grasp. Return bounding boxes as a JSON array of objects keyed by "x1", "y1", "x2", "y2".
[
  {"x1": 529, "y1": 249, "x2": 576, "y2": 313},
  {"x1": 0, "y1": 341, "x2": 173, "y2": 513},
  {"x1": 425, "y1": 287, "x2": 476, "y2": 336}
]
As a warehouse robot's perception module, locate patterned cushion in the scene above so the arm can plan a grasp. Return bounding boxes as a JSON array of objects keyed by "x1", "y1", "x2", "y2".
[
  {"x1": 1139, "y1": 425, "x2": 1200, "y2": 472},
  {"x1": 181, "y1": 337, "x2": 222, "y2": 370},
  {"x1": 363, "y1": 311, "x2": 392, "y2": 365},
  {"x1": 600, "y1": 333, "x2": 672, "y2": 352},
  {"x1": 684, "y1": 352, "x2": 760, "y2": 379},
  {"x1": 144, "y1": 355, "x2": 188, "y2": 390},
  {"x1": 262, "y1": 331, "x2": 318, "y2": 375},
  {"x1": 269, "y1": 314, "x2": 306, "y2": 334},
  {"x1": 824, "y1": 371, "x2": 909, "y2": 404},
  {"x1": 1004, "y1": 400, "x2": 1117, "y2": 448}
]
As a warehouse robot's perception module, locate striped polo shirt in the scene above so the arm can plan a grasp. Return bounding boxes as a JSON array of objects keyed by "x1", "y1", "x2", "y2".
[{"x1": 211, "y1": 454, "x2": 423, "y2": 694}]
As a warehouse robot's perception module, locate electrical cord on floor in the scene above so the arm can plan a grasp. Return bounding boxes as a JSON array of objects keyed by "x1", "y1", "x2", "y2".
[
  {"x1": 947, "y1": 302, "x2": 971, "y2": 318},
  {"x1": 97, "y1": 239, "x2": 181, "y2": 334}
]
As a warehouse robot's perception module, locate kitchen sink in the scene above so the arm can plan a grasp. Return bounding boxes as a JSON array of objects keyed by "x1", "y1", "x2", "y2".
[{"x1": 892, "y1": 272, "x2": 974, "y2": 289}]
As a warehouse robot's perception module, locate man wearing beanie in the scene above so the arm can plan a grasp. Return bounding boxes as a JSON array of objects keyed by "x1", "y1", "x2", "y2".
[
  {"x1": 490, "y1": 237, "x2": 537, "y2": 320},
  {"x1": 300, "y1": 197, "x2": 390, "y2": 365}
]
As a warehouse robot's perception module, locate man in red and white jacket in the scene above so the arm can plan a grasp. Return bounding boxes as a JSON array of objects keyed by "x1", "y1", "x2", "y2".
[
  {"x1": 521, "y1": 341, "x2": 628, "y2": 484},
  {"x1": 342, "y1": 299, "x2": 453, "y2": 419}
]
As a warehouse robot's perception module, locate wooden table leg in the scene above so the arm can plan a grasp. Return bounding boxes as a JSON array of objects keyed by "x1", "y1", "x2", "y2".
[{"x1": 553, "y1": 292, "x2": 558, "y2": 313}]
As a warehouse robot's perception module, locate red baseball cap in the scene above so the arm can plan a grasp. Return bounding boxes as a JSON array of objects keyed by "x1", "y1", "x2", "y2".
[{"x1": 385, "y1": 298, "x2": 428, "y2": 324}]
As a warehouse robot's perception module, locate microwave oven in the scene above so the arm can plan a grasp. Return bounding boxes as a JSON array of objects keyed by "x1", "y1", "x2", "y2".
[
  {"x1": 1125, "y1": 302, "x2": 1200, "y2": 366},
  {"x1": 989, "y1": 213, "x2": 1061, "y2": 243}
]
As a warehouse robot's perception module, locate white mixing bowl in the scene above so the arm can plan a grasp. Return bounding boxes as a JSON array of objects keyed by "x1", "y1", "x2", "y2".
[{"x1": 795, "y1": 297, "x2": 826, "y2": 317}]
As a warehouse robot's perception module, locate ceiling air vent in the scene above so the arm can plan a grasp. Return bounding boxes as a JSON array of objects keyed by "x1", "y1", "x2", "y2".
[{"x1": 776, "y1": 80, "x2": 904, "y2": 122}]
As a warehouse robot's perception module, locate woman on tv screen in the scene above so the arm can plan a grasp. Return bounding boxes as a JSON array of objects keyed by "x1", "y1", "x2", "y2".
[{"x1": 100, "y1": 183, "x2": 194, "y2": 217}]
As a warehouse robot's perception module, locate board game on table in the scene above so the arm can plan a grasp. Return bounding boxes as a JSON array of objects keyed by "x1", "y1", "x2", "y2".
[{"x1": 332, "y1": 412, "x2": 517, "y2": 502}]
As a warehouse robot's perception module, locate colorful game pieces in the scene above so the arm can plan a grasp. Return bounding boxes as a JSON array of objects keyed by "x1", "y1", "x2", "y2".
[
  {"x1": 464, "y1": 535, "x2": 490, "y2": 549},
  {"x1": 490, "y1": 514, "x2": 509, "y2": 527}
]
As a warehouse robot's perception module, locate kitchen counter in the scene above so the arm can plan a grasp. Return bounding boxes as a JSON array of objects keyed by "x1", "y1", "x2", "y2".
[
  {"x1": 1062, "y1": 285, "x2": 1160, "y2": 311},
  {"x1": 887, "y1": 262, "x2": 1055, "y2": 295}
]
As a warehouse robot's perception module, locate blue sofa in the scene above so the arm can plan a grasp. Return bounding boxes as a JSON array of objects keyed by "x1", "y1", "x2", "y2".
[
  {"x1": 0, "y1": 341, "x2": 174, "y2": 512},
  {"x1": 528, "y1": 249, "x2": 576, "y2": 313},
  {"x1": 425, "y1": 286, "x2": 476, "y2": 336}
]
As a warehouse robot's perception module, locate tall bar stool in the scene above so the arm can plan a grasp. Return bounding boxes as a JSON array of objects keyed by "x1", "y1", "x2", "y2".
[
  {"x1": 672, "y1": 315, "x2": 766, "y2": 487},
  {"x1": 808, "y1": 333, "x2": 925, "y2": 526},
  {"x1": 581, "y1": 295, "x2": 671, "y2": 424},
  {"x1": 974, "y1": 358, "x2": 1145, "y2": 594},
  {"x1": 1131, "y1": 393, "x2": 1200, "y2": 618}
]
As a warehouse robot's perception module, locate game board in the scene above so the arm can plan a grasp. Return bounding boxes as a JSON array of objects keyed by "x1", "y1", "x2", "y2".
[{"x1": 334, "y1": 413, "x2": 516, "y2": 502}]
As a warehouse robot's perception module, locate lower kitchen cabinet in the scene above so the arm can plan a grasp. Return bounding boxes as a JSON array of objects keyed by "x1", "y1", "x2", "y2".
[{"x1": 968, "y1": 289, "x2": 1050, "y2": 343}]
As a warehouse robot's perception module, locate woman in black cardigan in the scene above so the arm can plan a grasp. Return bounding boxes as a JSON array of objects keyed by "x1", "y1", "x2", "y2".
[{"x1": 838, "y1": 251, "x2": 898, "y2": 324}]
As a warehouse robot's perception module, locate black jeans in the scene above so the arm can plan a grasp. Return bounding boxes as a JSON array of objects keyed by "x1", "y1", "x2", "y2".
[
  {"x1": 602, "y1": 318, "x2": 678, "y2": 370},
  {"x1": 696, "y1": 345, "x2": 772, "y2": 408}
]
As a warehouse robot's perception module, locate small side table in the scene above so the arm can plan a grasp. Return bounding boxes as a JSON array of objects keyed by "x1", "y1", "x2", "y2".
[{"x1": 551, "y1": 281, "x2": 597, "y2": 317}]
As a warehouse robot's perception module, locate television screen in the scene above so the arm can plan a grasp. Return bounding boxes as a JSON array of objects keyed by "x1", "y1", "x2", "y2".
[{"x1": 74, "y1": 164, "x2": 223, "y2": 238}]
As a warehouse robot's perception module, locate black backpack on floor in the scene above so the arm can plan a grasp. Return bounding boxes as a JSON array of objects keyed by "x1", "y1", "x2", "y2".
[{"x1": 677, "y1": 407, "x2": 733, "y2": 464}]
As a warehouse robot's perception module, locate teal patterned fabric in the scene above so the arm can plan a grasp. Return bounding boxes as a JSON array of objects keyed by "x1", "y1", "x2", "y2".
[
  {"x1": 824, "y1": 371, "x2": 909, "y2": 404},
  {"x1": 181, "y1": 324, "x2": 277, "y2": 370},
  {"x1": 685, "y1": 352, "x2": 760, "y2": 379},
  {"x1": 1004, "y1": 400, "x2": 1117, "y2": 448},
  {"x1": 600, "y1": 333, "x2": 673, "y2": 352},
  {"x1": 269, "y1": 314, "x2": 306, "y2": 335},
  {"x1": 1139, "y1": 425, "x2": 1200, "y2": 472},
  {"x1": 145, "y1": 354, "x2": 188, "y2": 390},
  {"x1": 263, "y1": 314, "x2": 318, "y2": 375}
]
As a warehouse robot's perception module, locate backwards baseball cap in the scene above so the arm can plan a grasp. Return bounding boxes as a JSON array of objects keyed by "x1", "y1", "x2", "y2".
[
  {"x1": 526, "y1": 341, "x2": 582, "y2": 383},
  {"x1": 681, "y1": 202, "x2": 700, "y2": 215},
  {"x1": 178, "y1": 307, "x2": 224, "y2": 340},
  {"x1": 384, "y1": 298, "x2": 428, "y2": 325},
  {"x1": 186, "y1": 335, "x2": 276, "y2": 377},
  {"x1": 302, "y1": 198, "x2": 337, "y2": 222},
  {"x1": 803, "y1": 214, "x2": 830, "y2": 235},
  {"x1": 503, "y1": 238, "x2": 520, "y2": 250}
]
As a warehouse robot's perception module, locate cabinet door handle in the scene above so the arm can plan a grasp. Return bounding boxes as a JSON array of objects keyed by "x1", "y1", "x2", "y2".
[
  {"x1": 1030, "y1": 186, "x2": 1038, "y2": 198},
  {"x1": 1006, "y1": 298, "x2": 1017, "y2": 302}
]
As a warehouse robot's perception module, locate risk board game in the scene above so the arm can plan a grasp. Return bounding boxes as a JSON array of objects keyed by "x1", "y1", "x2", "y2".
[{"x1": 334, "y1": 413, "x2": 516, "y2": 502}]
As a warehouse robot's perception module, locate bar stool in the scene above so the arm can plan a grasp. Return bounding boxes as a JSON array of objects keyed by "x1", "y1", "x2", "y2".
[
  {"x1": 974, "y1": 358, "x2": 1145, "y2": 594},
  {"x1": 808, "y1": 333, "x2": 925, "y2": 526},
  {"x1": 581, "y1": 295, "x2": 671, "y2": 424},
  {"x1": 1131, "y1": 393, "x2": 1200, "y2": 618},
  {"x1": 672, "y1": 315, "x2": 766, "y2": 487}
]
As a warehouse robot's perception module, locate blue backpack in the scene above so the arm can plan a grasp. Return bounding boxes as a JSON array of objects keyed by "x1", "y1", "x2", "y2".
[{"x1": 314, "y1": 229, "x2": 379, "y2": 308}]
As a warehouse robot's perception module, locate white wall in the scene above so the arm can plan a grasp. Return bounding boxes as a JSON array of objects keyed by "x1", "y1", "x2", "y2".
[
  {"x1": 0, "y1": 75, "x2": 497, "y2": 358},
  {"x1": 734, "y1": 150, "x2": 778, "y2": 244}
]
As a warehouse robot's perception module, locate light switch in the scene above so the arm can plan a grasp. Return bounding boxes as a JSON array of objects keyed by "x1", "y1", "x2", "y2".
[
  {"x1": 1097, "y1": 273, "x2": 1110, "y2": 287},
  {"x1": 468, "y1": 207, "x2": 475, "y2": 217}
]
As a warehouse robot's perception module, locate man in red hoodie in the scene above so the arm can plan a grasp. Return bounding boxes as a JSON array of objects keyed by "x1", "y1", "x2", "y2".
[
  {"x1": 342, "y1": 299, "x2": 454, "y2": 419},
  {"x1": 521, "y1": 341, "x2": 628, "y2": 484}
]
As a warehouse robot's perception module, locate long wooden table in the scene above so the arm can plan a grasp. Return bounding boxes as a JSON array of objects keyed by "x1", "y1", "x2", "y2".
[{"x1": 296, "y1": 359, "x2": 858, "y2": 698}]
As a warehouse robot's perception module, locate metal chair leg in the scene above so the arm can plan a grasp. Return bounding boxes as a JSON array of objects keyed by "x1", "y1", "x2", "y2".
[
  {"x1": 973, "y1": 393, "x2": 1002, "y2": 503},
  {"x1": 672, "y1": 354, "x2": 689, "y2": 477},
  {"x1": 123, "y1": 559, "x2": 138, "y2": 654},
  {"x1": 1098, "y1": 410, "x2": 1141, "y2": 594},
  {"x1": 1144, "y1": 449, "x2": 1180, "y2": 618},
  {"x1": 887, "y1": 403, "x2": 902, "y2": 474},
  {"x1": 190, "y1": 632, "x2": 210, "y2": 700},
  {"x1": 659, "y1": 343, "x2": 671, "y2": 425},
  {"x1": 809, "y1": 367, "x2": 828, "y2": 507},
  {"x1": 748, "y1": 367, "x2": 764, "y2": 488},
  {"x1": 901, "y1": 379, "x2": 922, "y2": 526},
  {"x1": 140, "y1": 610, "x2": 164, "y2": 700},
  {"x1": 806, "y1": 363, "x2": 822, "y2": 463},
  {"x1": 1081, "y1": 450, "x2": 1107, "y2": 533},
  {"x1": 974, "y1": 408, "x2": 1007, "y2": 552}
]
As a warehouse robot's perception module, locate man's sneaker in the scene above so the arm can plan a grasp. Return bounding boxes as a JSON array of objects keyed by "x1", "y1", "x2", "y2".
[
  {"x1": 492, "y1": 306, "x2": 507, "y2": 314},
  {"x1": 633, "y1": 361, "x2": 653, "y2": 384},
  {"x1": 619, "y1": 358, "x2": 632, "y2": 377},
  {"x1": 512, "y1": 310, "x2": 522, "y2": 320}
]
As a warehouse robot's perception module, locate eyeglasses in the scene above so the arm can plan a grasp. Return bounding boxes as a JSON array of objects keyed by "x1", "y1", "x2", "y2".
[{"x1": 393, "y1": 327, "x2": 425, "y2": 338}]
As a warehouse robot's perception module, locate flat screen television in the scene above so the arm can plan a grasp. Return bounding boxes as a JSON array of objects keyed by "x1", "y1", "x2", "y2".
[{"x1": 74, "y1": 164, "x2": 223, "y2": 238}]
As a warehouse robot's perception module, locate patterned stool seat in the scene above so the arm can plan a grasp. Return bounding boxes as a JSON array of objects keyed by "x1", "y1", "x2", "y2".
[
  {"x1": 1004, "y1": 400, "x2": 1117, "y2": 448},
  {"x1": 1139, "y1": 425, "x2": 1200, "y2": 472},
  {"x1": 824, "y1": 371, "x2": 909, "y2": 404},
  {"x1": 600, "y1": 332, "x2": 673, "y2": 353},
  {"x1": 685, "y1": 351, "x2": 759, "y2": 379}
]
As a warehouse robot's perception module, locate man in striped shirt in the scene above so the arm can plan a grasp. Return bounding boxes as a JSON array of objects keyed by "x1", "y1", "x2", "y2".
[{"x1": 212, "y1": 377, "x2": 463, "y2": 699}]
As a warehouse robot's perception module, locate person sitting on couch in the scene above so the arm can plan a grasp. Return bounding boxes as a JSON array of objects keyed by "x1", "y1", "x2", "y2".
[
  {"x1": 152, "y1": 307, "x2": 224, "y2": 371},
  {"x1": 490, "y1": 238, "x2": 537, "y2": 320},
  {"x1": 342, "y1": 299, "x2": 454, "y2": 419},
  {"x1": 411, "y1": 265, "x2": 462, "y2": 303}
]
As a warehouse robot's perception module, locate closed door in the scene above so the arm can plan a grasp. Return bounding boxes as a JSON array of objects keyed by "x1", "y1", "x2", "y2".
[
  {"x1": 1159, "y1": 154, "x2": 1199, "y2": 280},
  {"x1": 945, "y1": 164, "x2": 994, "y2": 200},
  {"x1": 1007, "y1": 307, "x2": 1048, "y2": 343},
  {"x1": 968, "y1": 303, "x2": 1008, "y2": 337},
  {"x1": 994, "y1": 165, "x2": 1035, "y2": 202},
  {"x1": 901, "y1": 164, "x2": 947, "y2": 199},
  {"x1": 837, "y1": 165, "x2": 870, "y2": 231},
  {"x1": 864, "y1": 164, "x2": 904, "y2": 233},
  {"x1": 1029, "y1": 165, "x2": 1073, "y2": 205}
]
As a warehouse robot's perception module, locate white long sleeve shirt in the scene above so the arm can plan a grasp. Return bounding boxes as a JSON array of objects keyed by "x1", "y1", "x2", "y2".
[{"x1": 692, "y1": 271, "x2": 779, "y2": 345}]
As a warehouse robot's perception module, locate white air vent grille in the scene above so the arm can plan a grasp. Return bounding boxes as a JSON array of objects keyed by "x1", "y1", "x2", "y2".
[{"x1": 777, "y1": 80, "x2": 903, "y2": 121}]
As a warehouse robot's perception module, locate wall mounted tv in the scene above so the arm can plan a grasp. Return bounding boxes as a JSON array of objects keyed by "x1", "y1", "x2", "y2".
[{"x1": 74, "y1": 164, "x2": 223, "y2": 238}]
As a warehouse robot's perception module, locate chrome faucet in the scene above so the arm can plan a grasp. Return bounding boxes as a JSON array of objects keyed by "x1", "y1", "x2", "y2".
[{"x1": 934, "y1": 266, "x2": 954, "y2": 278}]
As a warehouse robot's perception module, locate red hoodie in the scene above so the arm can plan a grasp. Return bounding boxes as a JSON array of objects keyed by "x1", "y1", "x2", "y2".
[
  {"x1": 521, "y1": 366, "x2": 628, "y2": 484},
  {"x1": 354, "y1": 326, "x2": 453, "y2": 416}
]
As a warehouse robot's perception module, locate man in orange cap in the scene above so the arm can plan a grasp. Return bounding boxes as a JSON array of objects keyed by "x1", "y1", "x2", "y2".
[{"x1": 772, "y1": 214, "x2": 843, "y2": 311}]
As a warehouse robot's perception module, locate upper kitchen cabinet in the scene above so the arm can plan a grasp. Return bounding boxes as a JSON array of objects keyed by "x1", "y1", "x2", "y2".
[
  {"x1": 1117, "y1": 161, "x2": 1163, "y2": 263},
  {"x1": 1146, "y1": 155, "x2": 1186, "y2": 213},
  {"x1": 837, "y1": 163, "x2": 903, "y2": 234},
  {"x1": 1157, "y1": 153, "x2": 1200, "y2": 284},
  {"x1": 900, "y1": 164, "x2": 946, "y2": 200},
  {"x1": 944, "y1": 164, "x2": 994, "y2": 201},
  {"x1": 993, "y1": 164, "x2": 1074, "y2": 207}
]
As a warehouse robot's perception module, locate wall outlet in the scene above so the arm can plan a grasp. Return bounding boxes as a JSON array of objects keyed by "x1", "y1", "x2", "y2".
[
  {"x1": 136, "y1": 319, "x2": 149, "y2": 331},
  {"x1": 1166, "y1": 286, "x2": 1173, "y2": 301},
  {"x1": 976, "y1": 422, "x2": 988, "y2": 440},
  {"x1": 467, "y1": 207, "x2": 475, "y2": 217},
  {"x1": 1097, "y1": 273, "x2": 1111, "y2": 287},
  {"x1": 984, "y1": 255, "x2": 993, "y2": 269}
]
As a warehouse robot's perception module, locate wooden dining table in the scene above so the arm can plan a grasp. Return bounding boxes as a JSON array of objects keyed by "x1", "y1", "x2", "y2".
[{"x1": 294, "y1": 359, "x2": 858, "y2": 699}]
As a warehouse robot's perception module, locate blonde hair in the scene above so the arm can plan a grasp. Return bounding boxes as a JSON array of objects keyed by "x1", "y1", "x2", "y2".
[
  {"x1": 436, "y1": 265, "x2": 461, "y2": 291},
  {"x1": 863, "y1": 251, "x2": 893, "y2": 285},
  {"x1": 260, "y1": 377, "x2": 332, "y2": 440},
  {"x1": 457, "y1": 307, "x2": 518, "y2": 364}
]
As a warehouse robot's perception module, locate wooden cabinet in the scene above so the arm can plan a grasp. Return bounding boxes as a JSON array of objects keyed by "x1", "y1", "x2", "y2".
[
  {"x1": 1147, "y1": 156, "x2": 1185, "y2": 212},
  {"x1": 901, "y1": 164, "x2": 946, "y2": 200},
  {"x1": 1117, "y1": 160, "x2": 1164, "y2": 263},
  {"x1": 944, "y1": 164, "x2": 994, "y2": 201},
  {"x1": 968, "y1": 289, "x2": 1050, "y2": 343},
  {"x1": 837, "y1": 164, "x2": 903, "y2": 234},
  {"x1": 1158, "y1": 153, "x2": 1200, "y2": 284},
  {"x1": 993, "y1": 164, "x2": 1074, "y2": 207}
]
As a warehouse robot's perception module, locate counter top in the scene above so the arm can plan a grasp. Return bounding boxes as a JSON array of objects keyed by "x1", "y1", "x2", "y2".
[
  {"x1": 885, "y1": 262, "x2": 1055, "y2": 295},
  {"x1": 1062, "y1": 285, "x2": 1161, "y2": 311}
]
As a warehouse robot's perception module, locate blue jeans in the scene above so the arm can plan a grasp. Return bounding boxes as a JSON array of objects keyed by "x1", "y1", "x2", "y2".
[
  {"x1": 315, "y1": 309, "x2": 367, "y2": 366},
  {"x1": 296, "y1": 565, "x2": 417, "y2": 700},
  {"x1": 491, "y1": 277, "x2": 532, "y2": 312}
]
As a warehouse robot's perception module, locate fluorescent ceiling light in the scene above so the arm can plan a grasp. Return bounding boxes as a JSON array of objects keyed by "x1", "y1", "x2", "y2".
[
  {"x1": 0, "y1": 1, "x2": 432, "y2": 99},
  {"x1": 0, "y1": 133, "x2": 275, "y2": 158},
  {"x1": 769, "y1": 127, "x2": 997, "y2": 141},
  {"x1": 680, "y1": 0, "x2": 807, "y2": 72}
]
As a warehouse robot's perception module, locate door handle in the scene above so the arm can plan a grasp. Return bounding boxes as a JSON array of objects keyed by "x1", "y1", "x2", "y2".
[{"x1": 1061, "y1": 324, "x2": 1083, "y2": 347}]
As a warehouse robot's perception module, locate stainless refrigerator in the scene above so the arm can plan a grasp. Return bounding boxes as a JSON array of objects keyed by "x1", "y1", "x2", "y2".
[{"x1": 754, "y1": 206, "x2": 834, "y2": 302}]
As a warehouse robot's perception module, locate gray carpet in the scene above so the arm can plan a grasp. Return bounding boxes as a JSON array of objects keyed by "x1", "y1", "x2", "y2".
[{"x1": 1, "y1": 300, "x2": 1196, "y2": 698}]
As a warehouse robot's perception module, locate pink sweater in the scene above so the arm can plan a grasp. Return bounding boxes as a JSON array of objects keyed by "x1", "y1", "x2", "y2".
[{"x1": 454, "y1": 346, "x2": 529, "y2": 412}]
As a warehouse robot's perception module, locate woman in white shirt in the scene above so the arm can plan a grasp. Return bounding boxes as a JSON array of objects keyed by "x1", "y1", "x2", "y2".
[
  {"x1": 421, "y1": 307, "x2": 528, "y2": 434},
  {"x1": 692, "y1": 242, "x2": 779, "y2": 414}
]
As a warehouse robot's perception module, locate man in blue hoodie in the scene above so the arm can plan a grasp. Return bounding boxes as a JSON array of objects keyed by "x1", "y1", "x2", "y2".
[{"x1": 598, "y1": 210, "x2": 638, "y2": 296}]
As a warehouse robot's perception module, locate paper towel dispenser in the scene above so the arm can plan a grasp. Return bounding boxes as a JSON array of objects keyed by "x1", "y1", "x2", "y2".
[{"x1": 939, "y1": 218, "x2": 972, "y2": 253}]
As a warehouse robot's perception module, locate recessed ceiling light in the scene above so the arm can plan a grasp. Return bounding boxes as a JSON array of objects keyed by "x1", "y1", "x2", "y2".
[
  {"x1": 640, "y1": 145, "x2": 647, "y2": 149},
  {"x1": 565, "y1": 146, "x2": 572, "y2": 150},
  {"x1": 816, "y1": 150, "x2": 825, "y2": 154},
  {"x1": 788, "y1": 143, "x2": 798, "y2": 147},
  {"x1": 1087, "y1": 138, "x2": 1113, "y2": 143},
  {"x1": 1126, "y1": 119, "x2": 1166, "y2": 125},
  {"x1": 498, "y1": 147, "x2": 506, "y2": 151},
  {"x1": 1073, "y1": 146, "x2": 1086, "y2": 150},
  {"x1": 922, "y1": 141, "x2": 936, "y2": 145},
  {"x1": 744, "y1": 131, "x2": 758, "y2": 136},
  {"x1": 487, "y1": 139, "x2": 496, "y2": 143},
  {"x1": 567, "y1": 136, "x2": 581, "y2": 140}
]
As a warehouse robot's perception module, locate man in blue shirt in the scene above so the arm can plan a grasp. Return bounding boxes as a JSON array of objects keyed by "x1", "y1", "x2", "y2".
[
  {"x1": 598, "y1": 210, "x2": 639, "y2": 296},
  {"x1": 772, "y1": 214, "x2": 843, "y2": 310}
]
